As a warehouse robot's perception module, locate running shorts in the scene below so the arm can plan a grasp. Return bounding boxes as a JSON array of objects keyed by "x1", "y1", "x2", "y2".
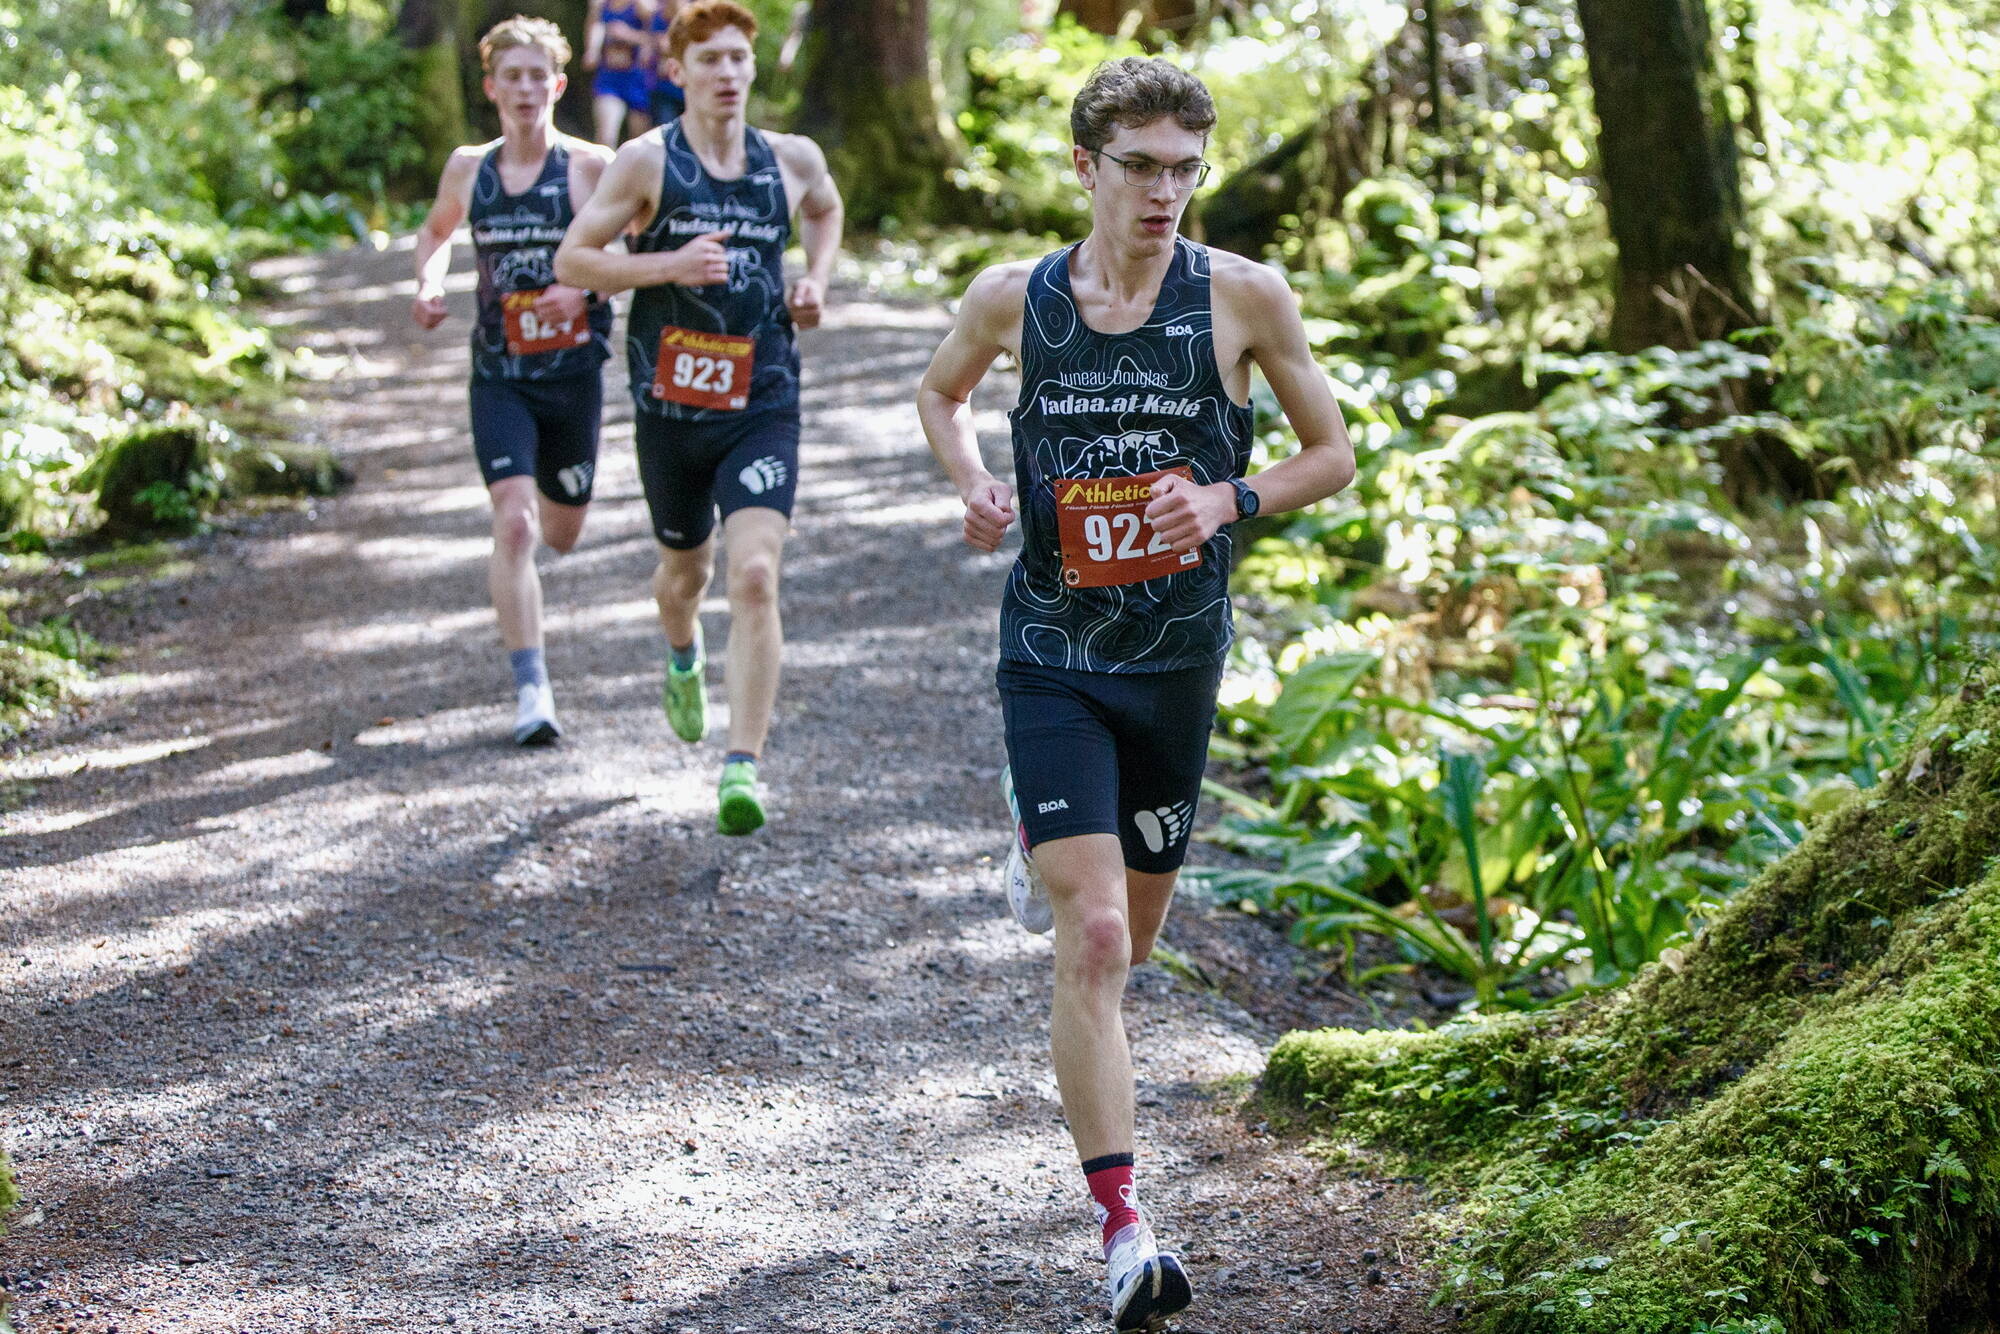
[
  {"x1": 469, "y1": 373, "x2": 602, "y2": 506},
  {"x1": 996, "y1": 656, "x2": 1224, "y2": 875},
  {"x1": 634, "y1": 406, "x2": 800, "y2": 549},
  {"x1": 592, "y1": 65, "x2": 651, "y2": 112}
]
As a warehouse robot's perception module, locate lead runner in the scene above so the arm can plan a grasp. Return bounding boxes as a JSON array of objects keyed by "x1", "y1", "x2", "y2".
[{"x1": 917, "y1": 58, "x2": 1356, "y2": 1330}]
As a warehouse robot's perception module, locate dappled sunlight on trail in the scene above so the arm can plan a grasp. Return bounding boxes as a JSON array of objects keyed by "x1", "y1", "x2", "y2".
[{"x1": 0, "y1": 240, "x2": 1446, "y2": 1334}]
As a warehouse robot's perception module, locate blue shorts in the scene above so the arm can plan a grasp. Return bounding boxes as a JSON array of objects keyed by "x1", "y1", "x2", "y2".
[
  {"x1": 592, "y1": 65, "x2": 650, "y2": 112},
  {"x1": 469, "y1": 374, "x2": 602, "y2": 505},
  {"x1": 634, "y1": 407, "x2": 800, "y2": 549},
  {"x1": 997, "y1": 656, "x2": 1224, "y2": 874}
]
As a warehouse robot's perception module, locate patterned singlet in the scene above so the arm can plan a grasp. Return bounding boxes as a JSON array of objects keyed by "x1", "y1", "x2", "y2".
[
  {"x1": 626, "y1": 121, "x2": 799, "y2": 420},
  {"x1": 467, "y1": 142, "x2": 612, "y2": 382},
  {"x1": 1001, "y1": 237, "x2": 1254, "y2": 674}
]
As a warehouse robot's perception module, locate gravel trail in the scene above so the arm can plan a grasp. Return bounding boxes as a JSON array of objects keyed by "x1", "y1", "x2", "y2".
[{"x1": 0, "y1": 238, "x2": 1448, "y2": 1334}]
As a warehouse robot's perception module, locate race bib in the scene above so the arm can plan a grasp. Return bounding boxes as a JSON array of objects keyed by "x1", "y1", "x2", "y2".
[
  {"x1": 652, "y1": 325, "x2": 752, "y2": 411},
  {"x1": 1054, "y1": 466, "x2": 1202, "y2": 589},
  {"x1": 503, "y1": 289, "x2": 588, "y2": 356}
]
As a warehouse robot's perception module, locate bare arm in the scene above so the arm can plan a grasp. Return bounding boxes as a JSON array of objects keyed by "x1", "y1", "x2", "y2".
[
  {"x1": 777, "y1": 135, "x2": 843, "y2": 330},
  {"x1": 535, "y1": 142, "x2": 617, "y2": 326},
  {"x1": 410, "y1": 148, "x2": 483, "y2": 328},
  {"x1": 1146, "y1": 263, "x2": 1356, "y2": 550},
  {"x1": 917, "y1": 265, "x2": 1027, "y2": 551},
  {"x1": 582, "y1": 0, "x2": 605, "y2": 68},
  {"x1": 554, "y1": 139, "x2": 723, "y2": 294}
]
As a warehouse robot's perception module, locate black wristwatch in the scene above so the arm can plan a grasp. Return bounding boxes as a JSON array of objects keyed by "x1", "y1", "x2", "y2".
[{"x1": 1228, "y1": 478, "x2": 1261, "y2": 521}]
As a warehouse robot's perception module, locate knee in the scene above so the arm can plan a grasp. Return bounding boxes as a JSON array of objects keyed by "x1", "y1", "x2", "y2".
[
  {"x1": 494, "y1": 505, "x2": 539, "y2": 558},
  {"x1": 729, "y1": 555, "x2": 779, "y2": 610},
  {"x1": 1060, "y1": 908, "x2": 1133, "y2": 991}
]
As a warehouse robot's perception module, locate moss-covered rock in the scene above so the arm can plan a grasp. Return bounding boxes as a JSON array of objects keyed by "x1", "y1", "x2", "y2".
[
  {"x1": 1266, "y1": 668, "x2": 2000, "y2": 1333},
  {"x1": 89, "y1": 420, "x2": 225, "y2": 537},
  {"x1": 223, "y1": 442, "x2": 351, "y2": 499}
]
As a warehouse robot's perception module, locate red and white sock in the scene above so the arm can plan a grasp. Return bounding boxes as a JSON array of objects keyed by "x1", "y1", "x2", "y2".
[{"x1": 1082, "y1": 1152, "x2": 1141, "y2": 1254}]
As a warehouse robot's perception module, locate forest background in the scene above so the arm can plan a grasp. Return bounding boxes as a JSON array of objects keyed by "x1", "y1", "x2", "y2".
[{"x1": 4, "y1": 0, "x2": 1999, "y2": 1330}]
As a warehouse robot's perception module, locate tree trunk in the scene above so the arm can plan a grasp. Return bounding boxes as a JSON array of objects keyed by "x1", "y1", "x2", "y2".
[
  {"x1": 794, "y1": 0, "x2": 966, "y2": 228},
  {"x1": 397, "y1": 0, "x2": 469, "y2": 183},
  {"x1": 1056, "y1": 0, "x2": 1200, "y2": 43},
  {"x1": 1575, "y1": 0, "x2": 1757, "y2": 353}
]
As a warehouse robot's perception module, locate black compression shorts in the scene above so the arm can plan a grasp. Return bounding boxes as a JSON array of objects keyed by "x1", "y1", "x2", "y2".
[
  {"x1": 469, "y1": 374, "x2": 602, "y2": 505},
  {"x1": 634, "y1": 407, "x2": 800, "y2": 549},
  {"x1": 996, "y1": 656, "x2": 1224, "y2": 875}
]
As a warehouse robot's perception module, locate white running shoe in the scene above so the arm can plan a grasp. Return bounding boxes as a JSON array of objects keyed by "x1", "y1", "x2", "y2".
[
  {"x1": 1000, "y1": 766, "x2": 1053, "y2": 934},
  {"x1": 512, "y1": 682, "x2": 561, "y2": 746},
  {"x1": 1105, "y1": 1221, "x2": 1192, "y2": 1332}
]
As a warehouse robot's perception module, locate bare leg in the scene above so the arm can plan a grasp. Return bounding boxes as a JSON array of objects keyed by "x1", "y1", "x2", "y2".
[
  {"x1": 592, "y1": 93, "x2": 628, "y2": 146},
  {"x1": 538, "y1": 495, "x2": 587, "y2": 556},
  {"x1": 718, "y1": 507, "x2": 788, "y2": 757},
  {"x1": 625, "y1": 106, "x2": 653, "y2": 141},
  {"x1": 488, "y1": 476, "x2": 545, "y2": 652},
  {"x1": 652, "y1": 536, "x2": 715, "y2": 650},
  {"x1": 1039, "y1": 833, "x2": 1146, "y2": 1162}
]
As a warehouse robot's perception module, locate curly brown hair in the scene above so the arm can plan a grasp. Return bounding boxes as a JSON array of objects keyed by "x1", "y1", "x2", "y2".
[{"x1": 1069, "y1": 57, "x2": 1216, "y2": 152}]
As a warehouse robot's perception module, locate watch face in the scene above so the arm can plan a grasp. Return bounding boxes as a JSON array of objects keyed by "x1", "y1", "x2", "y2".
[{"x1": 1237, "y1": 481, "x2": 1259, "y2": 517}]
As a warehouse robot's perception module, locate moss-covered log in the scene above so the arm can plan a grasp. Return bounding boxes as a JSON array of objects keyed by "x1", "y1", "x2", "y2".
[{"x1": 1267, "y1": 668, "x2": 2000, "y2": 1333}]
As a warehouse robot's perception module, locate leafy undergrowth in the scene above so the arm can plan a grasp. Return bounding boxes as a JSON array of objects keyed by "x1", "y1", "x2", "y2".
[{"x1": 1265, "y1": 665, "x2": 2000, "y2": 1333}]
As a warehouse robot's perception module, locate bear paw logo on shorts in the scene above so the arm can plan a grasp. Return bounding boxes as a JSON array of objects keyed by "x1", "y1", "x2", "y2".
[
  {"x1": 739, "y1": 456, "x2": 788, "y2": 496},
  {"x1": 1133, "y1": 801, "x2": 1195, "y2": 855},
  {"x1": 557, "y1": 462, "x2": 593, "y2": 499}
]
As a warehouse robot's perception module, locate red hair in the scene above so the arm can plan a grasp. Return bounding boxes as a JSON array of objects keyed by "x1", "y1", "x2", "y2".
[{"x1": 665, "y1": 0, "x2": 758, "y2": 63}]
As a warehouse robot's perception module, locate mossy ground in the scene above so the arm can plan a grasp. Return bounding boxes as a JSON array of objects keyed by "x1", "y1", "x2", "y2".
[{"x1": 1266, "y1": 667, "x2": 2000, "y2": 1333}]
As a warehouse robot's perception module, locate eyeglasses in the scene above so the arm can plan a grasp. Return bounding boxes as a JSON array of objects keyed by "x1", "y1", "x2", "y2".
[{"x1": 1092, "y1": 150, "x2": 1212, "y2": 192}]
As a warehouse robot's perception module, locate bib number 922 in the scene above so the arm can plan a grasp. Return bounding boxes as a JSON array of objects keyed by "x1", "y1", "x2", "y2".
[
  {"x1": 1054, "y1": 465, "x2": 1203, "y2": 589},
  {"x1": 1080, "y1": 511, "x2": 1172, "y2": 564}
]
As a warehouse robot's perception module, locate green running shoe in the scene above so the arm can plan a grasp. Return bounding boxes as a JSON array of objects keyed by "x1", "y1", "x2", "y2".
[
  {"x1": 717, "y1": 759, "x2": 765, "y2": 836},
  {"x1": 662, "y1": 627, "x2": 707, "y2": 743}
]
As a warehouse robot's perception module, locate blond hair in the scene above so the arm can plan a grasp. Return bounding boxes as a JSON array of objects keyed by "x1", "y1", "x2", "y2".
[{"x1": 479, "y1": 15, "x2": 571, "y2": 75}]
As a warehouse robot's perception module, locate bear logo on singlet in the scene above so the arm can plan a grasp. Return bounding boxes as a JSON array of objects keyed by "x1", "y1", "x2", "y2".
[
  {"x1": 1055, "y1": 430, "x2": 1175, "y2": 477},
  {"x1": 492, "y1": 247, "x2": 552, "y2": 294}
]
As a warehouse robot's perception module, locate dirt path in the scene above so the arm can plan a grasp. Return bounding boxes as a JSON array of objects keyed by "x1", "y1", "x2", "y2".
[{"x1": 0, "y1": 239, "x2": 1448, "y2": 1333}]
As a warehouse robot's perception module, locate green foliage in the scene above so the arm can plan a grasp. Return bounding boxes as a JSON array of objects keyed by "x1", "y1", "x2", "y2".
[
  {"x1": 1263, "y1": 671, "x2": 2000, "y2": 1332},
  {"x1": 1202, "y1": 278, "x2": 2000, "y2": 995},
  {"x1": 0, "y1": 612, "x2": 104, "y2": 740},
  {"x1": 269, "y1": 18, "x2": 424, "y2": 207}
]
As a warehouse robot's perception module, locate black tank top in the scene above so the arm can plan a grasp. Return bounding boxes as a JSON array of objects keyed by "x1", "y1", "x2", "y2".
[
  {"x1": 468, "y1": 142, "x2": 612, "y2": 382},
  {"x1": 626, "y1": 122, "x2": 799, "y2": 420},
  {"x1": 1001, "y1": 237, "x2": 1253, "y2": 674}
]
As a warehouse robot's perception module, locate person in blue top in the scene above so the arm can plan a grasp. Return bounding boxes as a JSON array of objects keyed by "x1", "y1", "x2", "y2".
[
  {"x1": 583, "y1": 0, "x2": 657, "y2": 143},
  {"x1": 410, "y1": 17, "x2": 614, "y2": 747},
  {"x1": 646, "y1": 0, "x2": 686, "y2": 124},
  {"x1": 557, "y1": 0, "x2": 842, "y2": 836},
  {"x1": 917, "y1": 57, "x2": 1356, "y2": 1331}
]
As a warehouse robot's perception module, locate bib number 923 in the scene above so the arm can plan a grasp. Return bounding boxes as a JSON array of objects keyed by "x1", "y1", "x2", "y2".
[
  {"x1": 653, "y1": 325, "x2": 753, "y2": 411},
  {"x1": 669, "y1": 352, "x2": 735, "y2": 396},
  {"x1": 1054, "y1": 465, "x2": 1203, "y2": 589}
]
